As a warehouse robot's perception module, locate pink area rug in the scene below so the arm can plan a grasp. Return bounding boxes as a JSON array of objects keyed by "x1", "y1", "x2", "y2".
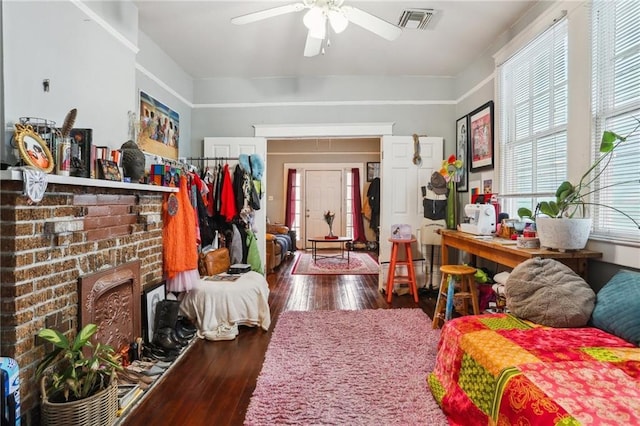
[
  {"x1": 244, "y1": 309, "x2": 448, "y2": 425},
  {"x1": 292, "y1": 251, "x2": 379, "y2": 275}
]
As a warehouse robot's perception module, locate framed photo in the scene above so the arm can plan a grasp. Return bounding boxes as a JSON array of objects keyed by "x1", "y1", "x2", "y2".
[
  {"x1": 14, "y1": 124, "x2": 55, "y2": 173},
  {"x1": 456, "y1": 115, "x2": 469, "y2": 192},
  {"x1": 366, "y1": 162, "x2": 380, "y2": 182},
  {"x1": 469, "y1": 100, "x2": 495, "y2": 172},
  {"x1": 69, "y1": 128, "x2": 92, "y2": 178},
  {"x1": 138, "y1": 91, "x2": 179, "y2": 160},
  {"x1": 97, "y1": 159, "x2": 122, "y2": 181},
  {"x1": 142, "y1": 281, "x2": 166, "y2": 344}
]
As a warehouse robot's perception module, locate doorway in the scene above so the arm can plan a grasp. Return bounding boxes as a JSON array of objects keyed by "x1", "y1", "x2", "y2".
[{"x1": 304, "y1": 169, "x2": 343, "y2": 245}]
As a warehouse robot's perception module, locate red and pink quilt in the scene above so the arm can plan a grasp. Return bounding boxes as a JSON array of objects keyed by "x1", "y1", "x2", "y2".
[{"x1": 428, "y1": 314, "x2": 640, "y2": 425}]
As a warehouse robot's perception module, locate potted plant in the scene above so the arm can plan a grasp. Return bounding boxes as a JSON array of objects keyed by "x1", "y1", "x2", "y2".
[
  {"x1": 36, "y1": 323, "x2": 121, "y2": 426},
  {"x1": 518, "y1": 119, "x2": 640, "y2": 250}
]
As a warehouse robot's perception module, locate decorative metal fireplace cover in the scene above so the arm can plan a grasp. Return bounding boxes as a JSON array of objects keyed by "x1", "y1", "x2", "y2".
[{"x1": 79, "y1": 260, "x2": 141, "y2": 351}]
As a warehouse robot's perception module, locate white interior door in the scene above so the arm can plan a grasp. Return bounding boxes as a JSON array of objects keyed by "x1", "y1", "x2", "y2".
[
  {"x1": 379, "y1": 136, "x2": 444, "y2": 286},
  {"x1": 203, "y1": 137, "x2": 267, "y2": 271},
  {"x1": 304, "y1": 169, "x2": 342, "y2": 247}
]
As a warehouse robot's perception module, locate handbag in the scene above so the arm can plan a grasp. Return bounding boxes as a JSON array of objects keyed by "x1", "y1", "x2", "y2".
[
  {"x1": 198, "y1": 247, "x2": 230, "y2": 276},
  {"x1": 423, "y1": 198, "x2": 447, "y2": 220}
]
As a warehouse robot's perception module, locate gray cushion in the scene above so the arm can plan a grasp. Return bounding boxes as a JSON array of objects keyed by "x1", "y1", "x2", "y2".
[
  {"x1": 591, "y1": 270, "x2": 640, "y2": 346},
  {"x1": 505, "y1": 258, "x2": 595, "y2": 328}
]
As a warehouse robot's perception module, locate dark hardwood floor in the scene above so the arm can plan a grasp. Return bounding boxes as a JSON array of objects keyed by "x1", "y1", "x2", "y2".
[{"x1": 120, "y1": 251, "x2": 438, "y2": 426}]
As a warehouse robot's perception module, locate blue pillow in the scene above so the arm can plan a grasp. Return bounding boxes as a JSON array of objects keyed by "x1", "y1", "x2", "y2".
[{"x1": 591, "y1": 270, "x2": 640, "y2": 346}]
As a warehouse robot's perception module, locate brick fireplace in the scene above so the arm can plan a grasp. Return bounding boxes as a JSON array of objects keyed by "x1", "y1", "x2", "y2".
[{"x1": 0, "y1": 173, "x2": 173, "y2": 423}]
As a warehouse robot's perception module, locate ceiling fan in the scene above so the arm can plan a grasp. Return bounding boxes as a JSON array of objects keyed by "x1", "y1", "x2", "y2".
[{"x1": 231, "y1": 0, "x2": 402, "y2": 57}]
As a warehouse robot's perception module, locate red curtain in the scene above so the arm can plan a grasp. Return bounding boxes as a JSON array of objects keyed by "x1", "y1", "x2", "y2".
[
  {"x1": 284, "y1": 169, "x2": 297, "y2": 229},
  {"x1": 351, "y1": 168, "x2": 366, "y2": 242}
]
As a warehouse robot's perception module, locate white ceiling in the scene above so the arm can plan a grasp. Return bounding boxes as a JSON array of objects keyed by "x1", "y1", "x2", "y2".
[{"x1": 134, "y1": 0, "x2": 538, "y2": 80}]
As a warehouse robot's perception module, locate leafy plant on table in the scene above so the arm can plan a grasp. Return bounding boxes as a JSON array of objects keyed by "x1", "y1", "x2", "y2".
[{"x1": 518, "y1": 118, "x2": 640, "y2": 229}]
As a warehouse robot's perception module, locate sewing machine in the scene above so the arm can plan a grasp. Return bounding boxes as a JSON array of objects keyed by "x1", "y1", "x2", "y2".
[{"x1": 459, "y1": 204, "x2": 496, "y2": 235}]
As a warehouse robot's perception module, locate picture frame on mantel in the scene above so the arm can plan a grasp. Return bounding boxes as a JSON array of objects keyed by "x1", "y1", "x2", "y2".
[
  {"x1": 456, "y1": 115, "x2": 469, "y2": 192},
  {"x1": 469, "y1": 100, "x2": 495, "y2": 172}
]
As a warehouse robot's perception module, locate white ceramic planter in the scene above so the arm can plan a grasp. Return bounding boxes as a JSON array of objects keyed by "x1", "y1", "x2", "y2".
[{"x1": 535, "y1": 217, "x2": 592, "y2": 250}]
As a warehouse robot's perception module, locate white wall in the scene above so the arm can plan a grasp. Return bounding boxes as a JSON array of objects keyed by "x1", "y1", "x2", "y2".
[
  {"x1": 2, "y1": 1, "x2": 137, "y2": 155},
  {"x1": 1, "y1": 0, "x2": 194, "y2": 162}
]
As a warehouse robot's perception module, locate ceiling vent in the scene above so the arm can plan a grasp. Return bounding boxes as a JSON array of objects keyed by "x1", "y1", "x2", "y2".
[{"x1": 397, "y1": 8, "x2": 436, "y2": 30}]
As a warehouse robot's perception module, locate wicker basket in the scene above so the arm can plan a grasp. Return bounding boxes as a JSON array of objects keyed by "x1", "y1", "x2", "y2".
[{"x1": 41, "y1": 377, "x2": 118, "y2": 426}]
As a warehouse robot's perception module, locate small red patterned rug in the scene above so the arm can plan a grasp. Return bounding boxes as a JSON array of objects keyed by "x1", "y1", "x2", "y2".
[{"x1": 291, "y1": 251, "x2": 379, "y2": 275}]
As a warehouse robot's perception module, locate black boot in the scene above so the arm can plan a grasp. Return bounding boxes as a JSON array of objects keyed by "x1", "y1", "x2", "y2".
[{"x1": 153, "y1": 300, "x2": 184, "y2": 350}]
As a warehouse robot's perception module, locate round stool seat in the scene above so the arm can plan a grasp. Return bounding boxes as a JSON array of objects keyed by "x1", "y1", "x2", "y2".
[
  {"x1": 440, "y1": 265, "x2": 476, "y2": 276},
  {"x1": 432, "y1": 264, "x2": 480, "y2": 329}
]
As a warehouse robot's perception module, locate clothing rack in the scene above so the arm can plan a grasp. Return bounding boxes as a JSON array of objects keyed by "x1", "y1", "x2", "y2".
[{"x1": 185, "y1": 157, "x2": 239, "y2": 161}]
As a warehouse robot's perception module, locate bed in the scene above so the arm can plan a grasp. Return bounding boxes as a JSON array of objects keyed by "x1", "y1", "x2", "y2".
[
  {"x1": 427, "y1": 313, "x2": 640, "y2": 426},
  {"x1": 179, "y1": 271, "x2": 271, "y2": 341}
]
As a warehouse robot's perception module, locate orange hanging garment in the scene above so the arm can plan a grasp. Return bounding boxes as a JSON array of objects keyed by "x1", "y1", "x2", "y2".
[{"x1": 163, "y1": 175, "x2": 199, "y2": 279}]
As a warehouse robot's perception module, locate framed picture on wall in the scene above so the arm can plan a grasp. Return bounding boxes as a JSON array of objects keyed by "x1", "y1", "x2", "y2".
[
  {"x1": 137, "y1": 91, "x2": 180, "y2": 160},
  {"x1": 366, "y1": 162, "x2": 380, "y2": 182},
  {"x1": 456, "y1": 115, "x2": 469, "y2": 192},
  {"x1": 142, "y1": 281, "x2": 166, "y2": 344},
  {"x1": 469, "y1": 100, "x2": 495, "y2": 172}
]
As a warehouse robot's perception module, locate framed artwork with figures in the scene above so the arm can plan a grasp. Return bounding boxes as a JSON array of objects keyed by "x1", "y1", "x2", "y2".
[
  {"x1": 456, "y1": 115, "x2": 469, "y2": 192},
  {"x1": 469, "y1": 101, "x2": 495, "y2": 172}
]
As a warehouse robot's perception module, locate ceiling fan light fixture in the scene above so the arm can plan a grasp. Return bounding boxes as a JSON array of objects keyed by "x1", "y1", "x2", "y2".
[
  {"x1": 303, "y1": 8, "x2": 324, "y2": 30},
  {"x1": 328, "y1": 10, "x2": 348, "y2": 34}
]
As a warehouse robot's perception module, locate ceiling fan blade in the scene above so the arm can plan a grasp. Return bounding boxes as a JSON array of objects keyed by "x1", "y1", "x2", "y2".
[
  {"x1": 342, "y1": 6, "x2": 402, "y2": 41},
  {"x1": 304, "y1": 31, "x2": 323, "y2": 57},
  {"x1": 231, "y1": 3, "x2": 306, "y2": 25}
]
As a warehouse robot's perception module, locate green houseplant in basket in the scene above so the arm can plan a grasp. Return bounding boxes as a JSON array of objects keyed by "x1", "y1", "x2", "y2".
[
  {"x1": 36, "y1": 323, "x2": 121, "y2": 426},
  {"x1": 518, "y1": 119, "x2": 640, "y2": 250}
]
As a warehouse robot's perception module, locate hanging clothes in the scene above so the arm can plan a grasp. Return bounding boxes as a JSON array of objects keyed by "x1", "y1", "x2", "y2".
[
  {"x1": 220, "y1": 164, "x2": 237, "y2": 221},
  {"x1": 163, "y1": 175, "x2": 199, "y2": 292},
  {"x1": 367, "y1": 177, "x2": 381, "y2": 230},
  {"x1": 245, "y1": 229, "x2": 263, "y2": 274}
]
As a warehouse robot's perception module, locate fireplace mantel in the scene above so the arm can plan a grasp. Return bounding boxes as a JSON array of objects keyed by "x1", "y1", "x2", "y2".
[{"x1": 0, "y1": 169, "x2": 178, "y2": 193}]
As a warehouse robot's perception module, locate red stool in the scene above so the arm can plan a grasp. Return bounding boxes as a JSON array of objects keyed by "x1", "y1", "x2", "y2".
[{"x1": 385, "y1": 238, "x2": 418, "y2": 303}]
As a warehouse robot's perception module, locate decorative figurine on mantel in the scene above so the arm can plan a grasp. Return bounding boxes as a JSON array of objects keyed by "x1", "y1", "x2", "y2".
[{"x1": 120, "y1": 140, "x2": 145, "y2": 182}]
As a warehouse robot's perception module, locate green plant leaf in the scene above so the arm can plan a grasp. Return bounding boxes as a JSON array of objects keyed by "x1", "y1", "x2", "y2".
[
  {"x1": 517, "y1": 207, "x2": 533, "y2": 219},
  {"x1": 37, "y1": 328, "x2": 69, "y2": 349},
  {"x1": 600, "y1": 130, "x2": 624, "y2": 152},
  {"x1": 72, "y1": 323, "x2": 98, "y2": 352},
  {"x1": 539, "y1": 201, "x2": 560, "y2": 217},
  {"x1": 555, "y1": 181, "x2": 574, "y2": 199}
]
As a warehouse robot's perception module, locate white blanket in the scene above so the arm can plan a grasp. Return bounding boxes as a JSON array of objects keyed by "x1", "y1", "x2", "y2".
[{"x1": 179, "y1": 271, "x2": 271, "y2": 341}]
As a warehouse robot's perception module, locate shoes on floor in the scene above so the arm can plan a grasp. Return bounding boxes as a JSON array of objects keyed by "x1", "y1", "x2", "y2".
[{"x1": 212, "y1": 323, "x2": 239, "y2": 341}]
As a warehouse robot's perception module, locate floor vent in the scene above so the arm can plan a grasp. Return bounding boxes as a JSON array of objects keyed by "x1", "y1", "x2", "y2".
[{"x1": 397, "y1": 8, "x2": 436, "y2": 30}]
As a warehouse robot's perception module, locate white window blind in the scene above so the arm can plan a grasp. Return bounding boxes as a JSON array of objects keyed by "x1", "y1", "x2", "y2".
[
  {"x1": 497, "y1": 19, "x2": 568, "y2": 217},
  {"x1": 591, "y1": 1, "x2": 640, "y2": 241}
]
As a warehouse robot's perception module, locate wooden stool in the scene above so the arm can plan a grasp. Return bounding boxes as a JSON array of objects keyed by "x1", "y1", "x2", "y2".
[
  {"x1": 432, "y1": 265, "x2": 479, "y2": 328},
  {"x1": 385, "y1": 238, "x2": 418, "y2": 303}
]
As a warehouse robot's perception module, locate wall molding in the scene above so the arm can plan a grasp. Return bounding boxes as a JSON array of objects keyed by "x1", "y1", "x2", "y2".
[
  {"x1": 193, "y1": 99, "x2": 455, "y2": 109},
  {"x1": 72, "y1": 0, "x2": 139, "y2": 54},
  {"x1": 254, "y1": 123, "x2": 394, "y2": 138},
  {"x1": 136, "y1": 63, "x2": 194, "y2": 108}
]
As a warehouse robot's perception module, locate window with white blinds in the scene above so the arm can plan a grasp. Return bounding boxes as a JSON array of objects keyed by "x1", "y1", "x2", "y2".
[
  {"x1": 591, "y1": 1, "x2": 640, "y2": 241},
  {"x1": 497, "y1": 19, "x2": 568, "y2": 218}
]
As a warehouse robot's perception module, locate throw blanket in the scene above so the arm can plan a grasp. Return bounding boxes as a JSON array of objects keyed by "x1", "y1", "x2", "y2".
[
  {"x1": 179, "y1": 271, "x2": 271, "y2": 341},
  {"x1": 428, "y1": 314, "x2": 640, "y2": 426}
]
